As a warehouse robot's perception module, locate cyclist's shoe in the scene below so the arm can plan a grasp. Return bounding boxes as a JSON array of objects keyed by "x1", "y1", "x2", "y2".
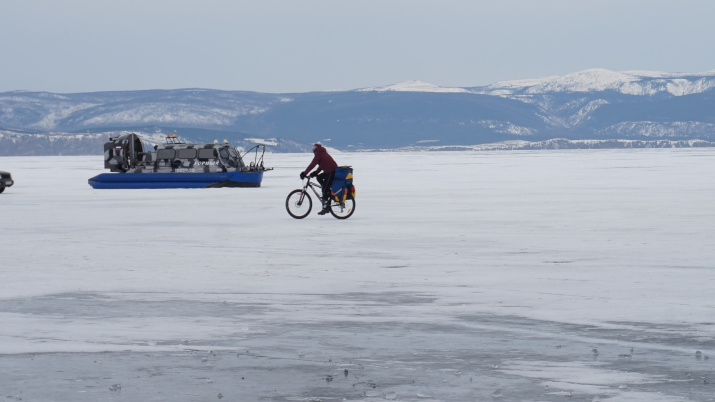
[{"x1": 317, "y1": 201, "x2": 330, "y2": 215}]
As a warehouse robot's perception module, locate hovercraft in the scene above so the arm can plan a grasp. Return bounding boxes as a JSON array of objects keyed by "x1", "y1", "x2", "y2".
[{"x1": 88, "y1": 133, "x2": 271, "y2": 189}]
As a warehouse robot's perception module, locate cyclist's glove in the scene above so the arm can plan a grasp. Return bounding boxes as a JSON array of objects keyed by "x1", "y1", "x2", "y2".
[{"x1": 300, "y1": 172, "x2": 307, "y2": 180}]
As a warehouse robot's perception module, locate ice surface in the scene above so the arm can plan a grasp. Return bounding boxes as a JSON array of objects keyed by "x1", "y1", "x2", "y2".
[{"x1": 1, "y1": 150, "x2": 714, "y2": 401}]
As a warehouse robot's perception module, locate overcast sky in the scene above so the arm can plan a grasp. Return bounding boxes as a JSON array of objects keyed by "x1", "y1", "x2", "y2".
[{"x1": 2, "y1": 0, "x2": 714, "y2": 94}]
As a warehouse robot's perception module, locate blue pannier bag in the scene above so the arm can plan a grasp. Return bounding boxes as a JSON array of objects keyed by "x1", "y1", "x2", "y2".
[{"x1": 331, "y1": 166, "x2": 355, "y2": 202}]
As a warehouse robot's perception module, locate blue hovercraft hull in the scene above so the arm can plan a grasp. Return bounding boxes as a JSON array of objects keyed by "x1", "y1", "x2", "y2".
[{"x1": 88, "y1": 171, "x2": 264, "y2": 189}]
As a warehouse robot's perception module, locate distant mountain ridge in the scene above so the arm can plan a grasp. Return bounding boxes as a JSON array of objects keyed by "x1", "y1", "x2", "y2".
[
  {"x1": 475, "y1": 69, "x2": 715, "y2": 95},
  {"x1": 2, "y1": 68, "x2": 715, "y2": 155}
]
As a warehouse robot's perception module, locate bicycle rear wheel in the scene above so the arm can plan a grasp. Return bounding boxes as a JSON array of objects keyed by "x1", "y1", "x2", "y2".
[
  {"x1": 286, "y1": 190, "x2": 312, "y2": 219},
  {"x1": 330, "y1": 198, "x2": 355, "y2": 219}
]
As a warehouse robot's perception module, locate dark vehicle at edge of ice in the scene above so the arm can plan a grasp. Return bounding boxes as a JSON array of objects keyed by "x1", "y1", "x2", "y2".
[{"x1": 0, "y1": 170, "x2": 14, "y2": 194}]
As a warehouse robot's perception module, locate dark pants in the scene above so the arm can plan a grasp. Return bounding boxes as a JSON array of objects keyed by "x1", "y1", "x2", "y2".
[{"x1": 316, "y1": 171, "x2": 335, "y2": 203}]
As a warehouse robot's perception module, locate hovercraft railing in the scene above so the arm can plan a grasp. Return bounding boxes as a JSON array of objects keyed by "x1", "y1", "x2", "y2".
[{"x1": 241, "y1": 144, "x2": 273, "y2": 172}]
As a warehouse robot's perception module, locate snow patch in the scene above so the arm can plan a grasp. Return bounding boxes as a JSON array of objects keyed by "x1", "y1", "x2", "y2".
[
  {"x1": 244, "y1": 137, "x2": 278, "y2": 146},
  {"x1": 360, "y1": 80, "x2": 469, "y2": 93},
  {"x1": 477, "y1": 120, "x2": 536, "y2": 136}
]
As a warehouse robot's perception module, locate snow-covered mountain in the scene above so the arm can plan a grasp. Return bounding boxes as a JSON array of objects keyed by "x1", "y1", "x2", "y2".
[
  {"x1": 474, "y1": 69, "x2": 715, "y2": 96},
  {"x1": 2, "y1": 69, "x2": 715, "y2": 155}
]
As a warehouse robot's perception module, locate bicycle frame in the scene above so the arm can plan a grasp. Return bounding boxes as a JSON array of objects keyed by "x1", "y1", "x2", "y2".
[{"x1": 299, "y1": 177, "x2": 325, "y2": 202}]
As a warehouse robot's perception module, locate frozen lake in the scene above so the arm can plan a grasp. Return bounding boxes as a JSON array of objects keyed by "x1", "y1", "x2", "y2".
[{"x1": 1, "y1": 149, "x2": 714, "y2": 401}]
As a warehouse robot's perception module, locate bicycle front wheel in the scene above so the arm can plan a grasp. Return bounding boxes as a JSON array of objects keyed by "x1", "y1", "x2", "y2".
[
  {"x1": 286, "y1": 189, "x2": 312, "y2": 219},
  {"x1": 330, "y1": 198, "x2": 356, "y2": 219}
]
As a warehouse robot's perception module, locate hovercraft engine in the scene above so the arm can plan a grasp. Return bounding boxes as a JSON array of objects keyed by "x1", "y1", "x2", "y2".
[{"x1": 104, "y1": 133, "x2": 144, "y2": 172}]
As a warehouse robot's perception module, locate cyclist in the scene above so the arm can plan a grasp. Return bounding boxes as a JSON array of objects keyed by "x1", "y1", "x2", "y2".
[{"x1": 300, "y1": 143, "x2": 338, "y2": 215}]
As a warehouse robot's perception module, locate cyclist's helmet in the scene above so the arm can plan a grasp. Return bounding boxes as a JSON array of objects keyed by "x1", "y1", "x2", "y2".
[{"x1": 312, "y1": 143, "x2": 321, "y2": 152}]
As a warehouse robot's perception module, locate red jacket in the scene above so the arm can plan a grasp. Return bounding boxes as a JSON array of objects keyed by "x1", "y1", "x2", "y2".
[{"x1": 303, "y1": 145, "x2": 337, "y2": 175}]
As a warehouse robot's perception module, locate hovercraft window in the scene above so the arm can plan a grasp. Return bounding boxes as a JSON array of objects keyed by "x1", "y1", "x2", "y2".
[
  {"x1": 198, "y1": 148, "x2": 216, "y2": 160},
  {"x1": 219, "y1": 148, "x2": 230, "y2": 159},
  {"x1": 178, "y1": 148, "x2": 197, "y2": 159},
  {"x1": 157, "y1": 149, "x2": 175, "y2": 160}
]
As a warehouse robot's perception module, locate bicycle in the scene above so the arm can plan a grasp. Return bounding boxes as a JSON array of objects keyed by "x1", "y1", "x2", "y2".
[{"x1": 286, "y1": 175, "x2": 356, "y2": 219}]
